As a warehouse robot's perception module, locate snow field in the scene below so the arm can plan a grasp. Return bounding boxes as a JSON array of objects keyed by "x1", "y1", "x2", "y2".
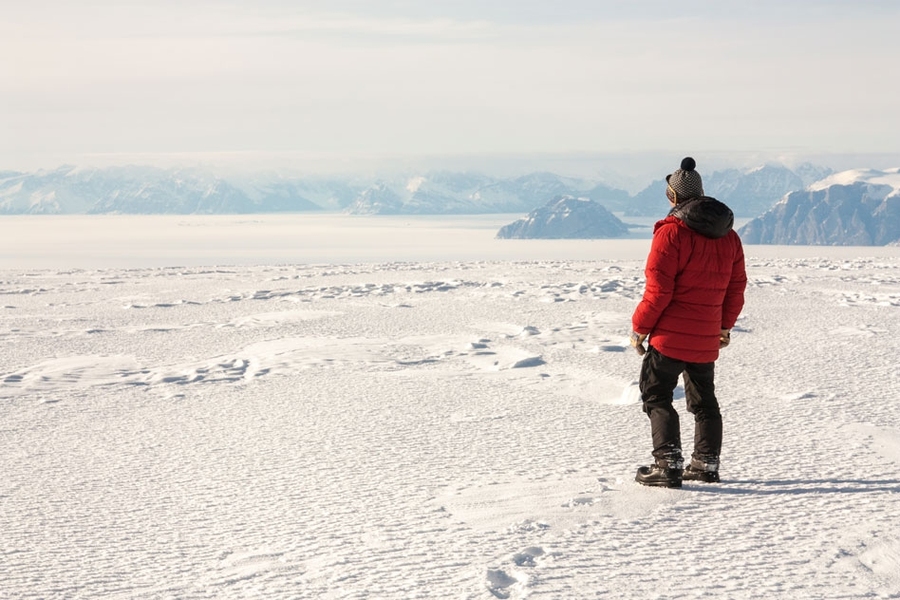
[{"x1": 2, "y1": 257, "x2": 900, "y2": 598}]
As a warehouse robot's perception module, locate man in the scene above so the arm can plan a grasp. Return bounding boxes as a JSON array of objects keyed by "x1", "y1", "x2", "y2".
[{"x1": 631, "y1": 157, "x2": 747, "y2": 488}]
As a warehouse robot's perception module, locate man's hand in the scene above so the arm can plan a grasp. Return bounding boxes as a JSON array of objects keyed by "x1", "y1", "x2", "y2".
[
  {"x1": 719, "y1": 329, "x2": 731, "y2": 349},
  {"x1": 630, "y1": 331, "x2": 648, "y2": 355}
]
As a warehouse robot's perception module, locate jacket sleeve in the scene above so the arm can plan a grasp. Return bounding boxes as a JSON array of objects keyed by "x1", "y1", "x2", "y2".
[
  {"x1": 721, "y1": 232, "x2": 747, "y2": 329},
  {"x1": 632, "y1": 225, "x2": 679, "y2": 334}
]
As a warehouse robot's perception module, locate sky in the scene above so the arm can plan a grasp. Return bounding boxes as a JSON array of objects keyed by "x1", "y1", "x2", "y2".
[{"x1": 2, "y1": 0, "x2": 900, "y2": 175}]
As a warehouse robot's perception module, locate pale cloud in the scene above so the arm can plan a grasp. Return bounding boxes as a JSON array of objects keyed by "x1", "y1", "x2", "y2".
[{"x1": 2, "y1": 1, "x2": 900, "y2": 171}]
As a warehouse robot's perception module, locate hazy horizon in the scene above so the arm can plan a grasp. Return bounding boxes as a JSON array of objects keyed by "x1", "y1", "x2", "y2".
[
  {"x1": 6, "y1": 150, "x2": 900, "y2": 196},
  {"x1": 4, "y1": 1, "x2": 900, "y2": 180}
]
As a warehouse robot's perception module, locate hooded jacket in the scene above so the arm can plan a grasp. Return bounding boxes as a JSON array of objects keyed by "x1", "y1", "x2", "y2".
[{"x1": 632, "y1": 196, "x2": 747, "y2": 363}]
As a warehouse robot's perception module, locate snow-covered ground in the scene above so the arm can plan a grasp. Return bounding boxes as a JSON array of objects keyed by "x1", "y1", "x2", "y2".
[{"x1": 2, "y1": 216, "x2": 900, "y2": 599}]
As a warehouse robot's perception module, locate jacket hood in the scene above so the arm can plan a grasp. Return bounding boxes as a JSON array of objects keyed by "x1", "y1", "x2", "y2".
[{"x1": 667, "y1": 196, "x2": 735, "y2": 239}]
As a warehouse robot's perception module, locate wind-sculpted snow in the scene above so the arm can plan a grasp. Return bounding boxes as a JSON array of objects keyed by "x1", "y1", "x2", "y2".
[{"x1": 2, "y1": 258, "x2": 900, "y2": 598}]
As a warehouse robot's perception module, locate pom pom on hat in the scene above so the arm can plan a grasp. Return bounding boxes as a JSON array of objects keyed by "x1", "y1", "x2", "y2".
[{"x1": 667, "y1": 156, "x2": 704, "y2": 200}]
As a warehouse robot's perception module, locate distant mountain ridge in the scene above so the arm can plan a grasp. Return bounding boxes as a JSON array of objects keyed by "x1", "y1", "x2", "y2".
[
  {"x1": 738, "y1": 168, "x2": 900, "y2": 246},
  {"x1": 0, "y1": 162, "x2": 838, "y2": 218},
  {"x1": 0, "y1": 166, "x2": 633, "y2": 216},
  {"x1": 346, "y1": 172, "x2": 630, "y2": 215},
  {"x1": 0, "y1": 166, "x2": 326, "y2": 215},
  {"x1": 627, "y1": 163, "x2": 833, "y2": 218}
]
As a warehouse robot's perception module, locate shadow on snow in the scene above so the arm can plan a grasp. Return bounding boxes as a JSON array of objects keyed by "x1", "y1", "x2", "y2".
[{"x1": 687, "y1": 479, "x2": 900, "y2": 495}]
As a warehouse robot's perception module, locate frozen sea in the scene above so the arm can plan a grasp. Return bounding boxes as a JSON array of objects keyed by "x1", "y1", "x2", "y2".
[
  {"x1": 2, "y1": 214, "x2": 900, "y2": 599},
  {"x1": 5, "y1": 213, "x2": 892, "y2": 270}
]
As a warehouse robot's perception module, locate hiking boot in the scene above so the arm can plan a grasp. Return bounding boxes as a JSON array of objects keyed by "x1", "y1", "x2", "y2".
[
  {"x1": 683, "y1": 456, "x2": 720, "y2": 483},
  {"x1": 683, "y1": 465, "x2": 719, "y2": 482},
  {"x1": 635, "y1": 464, "x2": 683, "y2": 488}
]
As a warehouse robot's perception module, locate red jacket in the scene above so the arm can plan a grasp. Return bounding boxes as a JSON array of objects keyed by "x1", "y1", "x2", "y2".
[{"x1": 632, "y1": 197, "x2": 747, "y2": 363}]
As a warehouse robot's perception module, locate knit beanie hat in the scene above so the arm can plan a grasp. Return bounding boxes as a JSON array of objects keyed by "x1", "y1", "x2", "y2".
[{"x1": 666, "y1": 157, "x2": 704, "y2": 200}]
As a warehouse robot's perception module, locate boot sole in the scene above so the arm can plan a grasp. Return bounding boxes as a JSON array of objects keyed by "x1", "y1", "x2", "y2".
[{"x1": 635, "y1": 479, "x2": 682, "y2": 488}]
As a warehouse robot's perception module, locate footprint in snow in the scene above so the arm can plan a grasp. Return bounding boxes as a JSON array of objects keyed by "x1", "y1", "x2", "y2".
[
  {"x1": 511, "y1": 546, "x2": 545, "y2": 567},
  {"x1": 485, "y1": 568, "x2": 521, "y2": 599},
  {"x1": 562, "y1": 495, "x2": 596, "y2": 508}
]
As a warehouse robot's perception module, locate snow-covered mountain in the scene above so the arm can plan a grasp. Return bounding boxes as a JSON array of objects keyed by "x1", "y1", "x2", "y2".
[
  {"x1": 0, "y1": 166, "x2": 326, "y2": 214},
  {"x1": 345, "y1": 182, "x2": 407, "y2": 215},
  {"x1": 346, "y1": 172, "x2": 631, "y2": 215},
  {"x1": 705, "y1": 165, "x2": 806, "y2": 217},
  {"x1": 0, "y1": 166, "x2": 115, "y2": 214},
  {"x1": 627, "y1": 163, "x2": 833, "y2": 218},
  {"x1": 347, "y1": 173, "x2": 498, "y2": 215},
  {"x1": 0, "y1": 167, "x2": 631, "y2": 216},
  {"x1": 496, "y1": 196, "x2": 629, "y2": 239},
  {"x1": 0, "y1": 162, "x2": 835, "y2": 218},
  {"x1": 233, "y1": 176, "x2": 363, "y2": 212},
  {"x1": 738, "y1": 168, "x2": 900, "y2": 245}
]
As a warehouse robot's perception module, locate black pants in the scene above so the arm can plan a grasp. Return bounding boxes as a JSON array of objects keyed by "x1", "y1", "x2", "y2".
[{"x1": 640, "y1": 346, "x2": 722, "y2": 461}]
